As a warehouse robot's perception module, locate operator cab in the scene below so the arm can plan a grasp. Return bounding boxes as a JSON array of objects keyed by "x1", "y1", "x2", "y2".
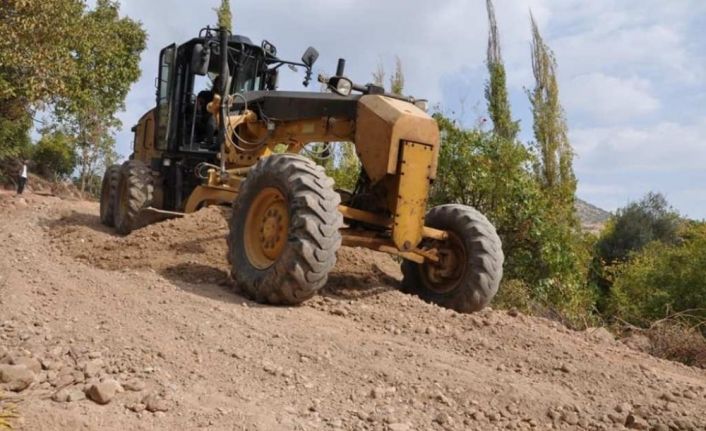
[
  {"x1": 155, "y1": 32, "x2": 275, "y2": 156},
  {"x1": 150, "y1": 27, "x2": 317, "y2": 212}
]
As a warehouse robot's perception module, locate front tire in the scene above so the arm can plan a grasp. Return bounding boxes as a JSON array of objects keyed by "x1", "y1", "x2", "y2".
[
  {"x1": 114, "y1": 160, "x2": 154, "y2": 235},
  {"x1": 400, "y1": 204, "x2": 503, "y2": 313},
  {"x1": 228, "y1": 154, "x2": 343, "y2": 305},
  {"x1": 99, "y1": 165, "x2": 120, "y2": 227}
]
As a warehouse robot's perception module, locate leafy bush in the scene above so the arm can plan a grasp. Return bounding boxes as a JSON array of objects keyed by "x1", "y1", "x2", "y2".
[
  {"x1": 32, "y1": 132, "x2": 77, "y2": 179},
  {"x1": 609, "y1": 222, "x2": 706, "y2": 327}
]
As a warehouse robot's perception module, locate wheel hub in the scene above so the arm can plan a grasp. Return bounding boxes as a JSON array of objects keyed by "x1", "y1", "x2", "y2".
[
  {"x1": 244, "y1": 188, "x2": 289, "y2": 269},
  {"x1": 422, "y1": 234, "x2": 466, "y2": 294}
]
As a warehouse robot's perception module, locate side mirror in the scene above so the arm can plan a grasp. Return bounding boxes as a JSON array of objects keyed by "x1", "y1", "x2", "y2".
[
  {"x1": 301, "y1": 47, "x2": 319, "y2": 68},
  {"x1": 191, "y1": 43, "x2": 211, "y2": 76}
]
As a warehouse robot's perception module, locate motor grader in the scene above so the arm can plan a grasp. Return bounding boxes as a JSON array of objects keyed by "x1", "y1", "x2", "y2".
[{"x1": 99, "y1": 27, "x2": 503, "y2": 313}]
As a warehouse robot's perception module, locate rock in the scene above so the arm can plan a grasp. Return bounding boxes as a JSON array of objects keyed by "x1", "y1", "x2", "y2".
[
  {"x1": 86, "y1": 379, "x2": 121, "y2": 404},
  {"x1": 683, "y1": 390, "x2": 697, "y2": 400},
  {"x1": 434, "y1": 412, "x2": 452, "y2": 426},
  {"x1": 607, "y1": 413, "x2": 625, "y2": 424},
  {"x1": 615, "y1": 403, "x2": 632, "y2": 414},
  {"x1": 52, "y1": 387, "x2": 71, "y2": 402},
  {"x1": 83, "y1": 359, "x2": 104, "y2": 378},
  {"x1": 562, "y1": 411, "x2": 579, "y2": 425},
  {"x1": 625, "y1": 414, "x2": 649, "y2": 430},
  {"x1": 0, "y1": 364, "x2": 34, "y2": 392},
  {"x1": 370, "y1": 386, "x2": 395, "y2": 399},
  {"x1": 128, "y1": 403, "x2": 146, "y2": 413},
  {"x1": 67, "y1": 388, "x2": 86, "y2": 402},
  {"x1": 659, "y1": 392, "x2": 677, "y2": 403},
  {"x1": 142, "y1": 393, "x2": 169, "y2": 412},
  {"x1": 122, "y1": 378, "x2": 146, "y2": 392},
  {"x1": 558, "y1": 363, "x2": 573, "y2": 373},
  {"x1": 585, "y1": 327, "x2": 615, "y2": 343},
  {"x1": 434, "y1": 392, "x2": 454, "y2": 406},
  {"x1": 622, "y1": 334, "x2": 651, "y2": 352},
  {"x1": 331, "y1": 308, "x2": 348, "y2": 317},
  {"x1": 52, "y1": 372, "x2": 75, "y2": 388},
  {"x1": 11, "y1": 357, "x2": 42, "y2": 374},
  {"x1": 388, "y1": 423, "x2": 411, "y2": 431}
]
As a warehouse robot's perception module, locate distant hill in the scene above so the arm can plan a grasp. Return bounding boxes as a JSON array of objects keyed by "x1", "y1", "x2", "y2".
[{"x1": 576, "y1": 198, "x2": 611, "y2": 233}]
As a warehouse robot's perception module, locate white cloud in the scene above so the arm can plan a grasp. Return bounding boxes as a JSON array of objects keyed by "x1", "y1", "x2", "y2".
[
  {"x1": 562, "y1": 73, "x2": 659, "y2": 124},
  {"x1": 571, "y1": 119, "x2": 706, "y2": 174}
]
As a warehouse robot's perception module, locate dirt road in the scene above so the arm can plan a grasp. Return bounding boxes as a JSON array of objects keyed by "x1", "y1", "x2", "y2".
[{"x1": 1, "y1": 191, "x2": 705, "y2": 430}]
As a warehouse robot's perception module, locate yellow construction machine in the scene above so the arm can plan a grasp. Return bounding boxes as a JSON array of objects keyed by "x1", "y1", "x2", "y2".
[{"x1": 99, "y1": 27, "x2": 503, "y2": 313}]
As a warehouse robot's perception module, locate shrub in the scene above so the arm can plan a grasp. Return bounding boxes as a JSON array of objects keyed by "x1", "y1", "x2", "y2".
[
  {"x1": 609, "y1": 222, "x2": 706, "y2": 327},
  {"x1": 645, "y1": 321, "x2": 706, "y2": 368}
]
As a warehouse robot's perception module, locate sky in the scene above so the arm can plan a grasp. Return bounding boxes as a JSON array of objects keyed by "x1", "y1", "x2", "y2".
[{"x1": 106, "y1": 0, "x2": 706, "y2": 219}]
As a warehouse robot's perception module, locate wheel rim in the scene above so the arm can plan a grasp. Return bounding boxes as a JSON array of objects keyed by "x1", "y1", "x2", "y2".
[
  {"x1": 420, "y1": 232, "x2": 467, "y2": 294},
  {"x1": 244, "y1": 187, "x2": 289, "y2": 269}
]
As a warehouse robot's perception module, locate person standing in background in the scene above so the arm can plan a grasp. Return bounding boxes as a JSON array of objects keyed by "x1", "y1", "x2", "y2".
[{"x1": 17, "y1": 160, "x2": 28, "y2": 195}]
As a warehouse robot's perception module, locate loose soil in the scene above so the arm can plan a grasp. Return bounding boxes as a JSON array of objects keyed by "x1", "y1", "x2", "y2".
[{"x1": 1, "y1": 190, "x2": 705, "y2": 430}]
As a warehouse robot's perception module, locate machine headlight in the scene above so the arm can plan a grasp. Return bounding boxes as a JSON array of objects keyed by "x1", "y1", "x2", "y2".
[
  {"x1": 334, "y1": 78, "x2": 353, "y2": 96},
  {"x1": 414, "y1": 99, "x2": 428, "y2": 112}
]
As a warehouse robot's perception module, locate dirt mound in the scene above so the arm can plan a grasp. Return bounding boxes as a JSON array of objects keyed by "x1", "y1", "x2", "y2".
[
  {"x1": 2, "y1": 194, "x2": 705, "y2": 431},
  {"x1": 47, "y1": 204, "x2": 402, "y2": 290}
]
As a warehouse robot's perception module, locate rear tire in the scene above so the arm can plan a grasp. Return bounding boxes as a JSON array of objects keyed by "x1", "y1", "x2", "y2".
[
  {"x1": 228, "y1": 154, "x2": 342, "y2": 305},
  {"x1": 400, "y1": 204, "x2": 503, "y2": 313},
  {"x1": 114, "y1": 160, "x2": 154, "y2": 235},
  {"x1": 99, "y1": 165, "x2": 120, "y2": 227}
]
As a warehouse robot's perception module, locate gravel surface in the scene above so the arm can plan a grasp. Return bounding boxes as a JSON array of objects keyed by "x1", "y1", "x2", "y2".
[{"x1": 1, "y1": 190, "x2": 705, "y2": 430}]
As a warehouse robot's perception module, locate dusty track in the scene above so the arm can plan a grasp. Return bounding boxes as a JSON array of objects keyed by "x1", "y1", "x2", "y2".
[{"x1": 1, "y1": 191, "x2": 705, "y2": 430}]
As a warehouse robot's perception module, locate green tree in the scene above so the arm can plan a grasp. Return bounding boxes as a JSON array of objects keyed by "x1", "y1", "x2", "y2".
[
  {"x1": 484, "y1": 0, "x2": 519, "y2": 140},
  {"x1": 0, "y1": 0, "x2": 83, "y2": 105},
  {"x1": 591, "y1": 192, "x2": 681, "y2": 312},
  {"x1": 215, "y1": 0, "x2": 233, "y2": 31},
  {"x1": 597, "y1": 192, "x2": 680, "y2": 264},
  {"x1": 0, "y1": 0, "x2": 84, "y2": 162},
  {"x1": 32, "y1": 132, "x2": 77, "y2": 179},
  {"x1": 528, "y1": 13, "x2": 576, "y2": 212},
  {"x1": 53, "y1": 0, "x2": 146, "y2": 192}
]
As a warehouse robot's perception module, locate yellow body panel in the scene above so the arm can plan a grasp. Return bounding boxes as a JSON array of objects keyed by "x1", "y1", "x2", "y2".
[
  {"x1": 392, "y1": 141, "x2": 434, "y2": 251},
  {"x1": 355, "y1": 95, "x2": 440, "y2": 183},
  {"x1": 133, "y1": 109, "x2": 157, "y2": 162}
]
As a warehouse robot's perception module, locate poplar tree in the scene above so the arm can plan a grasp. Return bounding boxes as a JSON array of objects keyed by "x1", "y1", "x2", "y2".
[
  {"x1": 528, "y1": 13, "x2": 576, "y2": 207},
  {"x1": 390, "y1": 57, "x2": 404, "y2": 95},
  {"x1": 372, "y1": 61, "x2": 385, "y2": 87},
  {"x1": 215, "y1": 0, "x2": 233, "y2": 31},
  {"x1": 484, "y1": 0, "x2": 518, "y2": 140}
]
